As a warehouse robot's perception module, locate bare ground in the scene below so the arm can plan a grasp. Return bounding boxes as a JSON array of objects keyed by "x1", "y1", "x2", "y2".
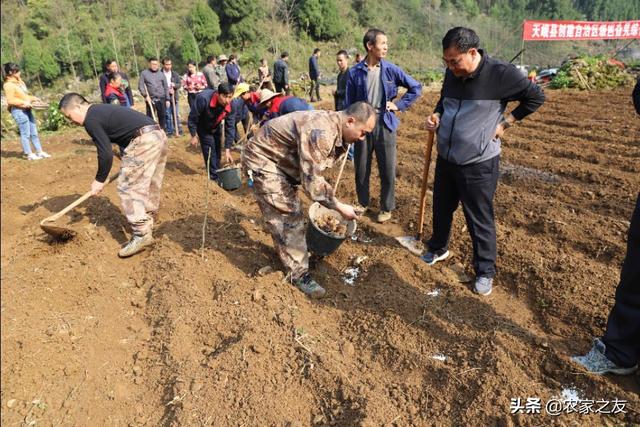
[{"x1": 1, "y1": 87, "x2": 639, "y2": 426}]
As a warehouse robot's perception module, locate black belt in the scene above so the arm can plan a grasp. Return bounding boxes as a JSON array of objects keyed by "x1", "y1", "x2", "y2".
[{"x1": 135, "y1": 124, "x2": 161, "y2": 137}]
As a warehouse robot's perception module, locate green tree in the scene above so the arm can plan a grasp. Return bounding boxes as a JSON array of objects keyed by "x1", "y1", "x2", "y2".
[
  {"x1": 181, "y1": 30, "x2": 201, "y2": 64},
  {"x1": 215, "y1": 0, "x2": 263, "y2": 48},
  {"x1": 190, "y1": 0, "x2": 221, "y2": 53},
  {"x1": 296, "y1": 0, "x2": 343, "y2": 41}
]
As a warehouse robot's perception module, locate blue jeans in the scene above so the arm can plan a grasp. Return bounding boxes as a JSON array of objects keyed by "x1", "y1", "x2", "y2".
[
  {"x1": 165, "y1": 97, "x2": 180, "y2": 135},
  {"x1": 11, "y1": 108, "x2": 42, "y2": 155}
]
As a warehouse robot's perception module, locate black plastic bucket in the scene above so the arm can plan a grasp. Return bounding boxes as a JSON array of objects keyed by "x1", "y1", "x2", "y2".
[
  {"x1": 216, "y1": 166, "x2": 242, "y2": 191},
  {"x1": 306, "y1": 202, "x2": 357, "y2": 256}
]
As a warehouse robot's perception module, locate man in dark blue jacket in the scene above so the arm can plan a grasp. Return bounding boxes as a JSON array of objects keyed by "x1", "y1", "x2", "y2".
[
  {"x1": 345, "y1": 28, "x2": 422, "y2": 223},
  {"x1": 308, "y1": 48, "x2": 321, "y2": 102},
  {"x1": 423, "y1": 27, "x2": 545, "y2": 296},
  {"x1": 226, "y1": 55, "x2": 242, "y2": 86},
  {"x1": 273, "y1": 52, "x2": 290, "y2": 95},
  {"x1": 188, "y1": 83, "x2": 242, "y2": 181}
]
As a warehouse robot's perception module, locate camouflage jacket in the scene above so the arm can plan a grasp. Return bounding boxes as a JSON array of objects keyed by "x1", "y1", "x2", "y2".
[{"x1": 242, "y1": 110, "x2": 349, "y2": 210}]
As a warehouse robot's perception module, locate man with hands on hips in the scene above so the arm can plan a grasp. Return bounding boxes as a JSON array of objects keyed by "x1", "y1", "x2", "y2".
[{"x1": 422, "y1": 27, "x2": 545, "y2": 296}]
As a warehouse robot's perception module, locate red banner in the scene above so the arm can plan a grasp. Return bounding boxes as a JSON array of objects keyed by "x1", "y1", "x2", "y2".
[{"x1": 523, "y1": 20, "x2": 640, "y2": 41}]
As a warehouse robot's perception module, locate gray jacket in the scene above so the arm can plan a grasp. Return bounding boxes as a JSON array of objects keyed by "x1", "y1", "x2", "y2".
[
  {"x1": 202, "y1": 64, "x2": 219, "y2": 89},
  {"x1": 139, "y1": 69, "x2": 169, "y2": 100},
  {"x1": 435, "y1": 51, "x2": 544, "y2": 165}
]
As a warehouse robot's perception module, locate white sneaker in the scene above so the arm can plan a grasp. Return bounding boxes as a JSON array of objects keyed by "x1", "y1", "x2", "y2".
[
  {"x1": 27, "y1": 153, "x2": 40, "y2": 161},
  {"x1": 36, "y1": 151, "x2": 51, "y2": 158}
]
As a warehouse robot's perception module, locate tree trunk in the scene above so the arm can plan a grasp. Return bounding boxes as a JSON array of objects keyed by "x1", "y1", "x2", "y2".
[
  {"x1": 63, "y1": 30, "x2": 77, "y2": 81},
  {"x1": 109, "y1": 22, "x2": 120, "y2": 65},
  {"x1": 88, "y1": 37, "x2": 99, "y2": 79},
  {"x1": 129, "y1": 28, "x2": 140, "y2": 77},
  {"x1": 190, "y1": 31, "x2": 201, "y2": 64}
]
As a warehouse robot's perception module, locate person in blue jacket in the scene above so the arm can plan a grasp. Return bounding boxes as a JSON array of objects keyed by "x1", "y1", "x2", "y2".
[
  {"x1": 226, "y1": 55, "x2": 242, "y2": 86},
  {"x1": 345, "y1": 28, "x2": 422, "y2": 223}
]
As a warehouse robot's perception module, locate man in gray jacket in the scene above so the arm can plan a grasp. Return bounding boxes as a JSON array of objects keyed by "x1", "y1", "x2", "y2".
[
  {"x1": 139, "y1": 57, "x2": 170, "y2": 130},
  {"x1": 202, "y1": 55, "x2": 219, "y2": 90},
  {"x1": 423, "y1": 27, "x2": 545, "y2": 296}
]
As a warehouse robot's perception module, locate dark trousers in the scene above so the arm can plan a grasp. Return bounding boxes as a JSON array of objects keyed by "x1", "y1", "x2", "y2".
[
  {"x1": 146, "y1": 98, "x2": 167, "y2": 130},
  {"x1": 428, "y1": 156, "x2": 500, "y2": 278},
  {"x1": 309, "y1": 78, "x2": 320, "y2": 101},
  {"x1": 354, "y1": 119, "x2": 397, "y2": 212},
  {"x1": 603, "y1": 193, "x2": 640, "y2": 368},
  {"x1": 198, "y1": 126, "x2": 222, "y2": 180},
  {"x1": 274, "y1": 82, "x2": 289, "y2": 96},
  {"x1": 187, "y1": 93, "x2": 198, "y2": 110}
]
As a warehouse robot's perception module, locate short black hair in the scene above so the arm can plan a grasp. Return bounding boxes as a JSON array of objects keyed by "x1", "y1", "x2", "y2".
[
  {"x1": 187, "y1": 60, "x2": 196, "y2": 66},
  {"x1": 148, "y1": 57, "x2": 159, "y2": 62},
  {"x1": 229, "y1": 54, "x2": 236, "y2": 61},
  {"x1": 217, "y1": 82, "x2": 234, "y2": 95},
  {"x1": 363, "y1": 29, "x2": 386, "y2": 52},
  {"x1": 344, "y1": 101, "x2": 376, "y2": 122},
  {"x1": 281, "y1": 51, "x2": 289, "y2": 58},
  {"x1": 58, "y1": 92, "x2": 90, "y2": 111},
  {"x1": 106, "y1": 72, "x2": 120, "y2": 82},
  {"x1": 162, "y1": 57, "x2": 172, "y2": 64},
  {"x1": 103, "y1": 59, "x2": 116, "y2": 70},
  {"x1": 442, "y1": 27, "x2": 480, "y2": 52},
  {"x1": 206, "y1": 55, "x2": 216, "y2": 64},
  {"x1": 313, "y1": 48, "x2": 321, "y2": 54},
  {"x1": 2, "y1": 62, "x2": 20, "y2": 81},
  {"x1": 336, "y1": 50, "x2": 348, "y2": 58}
]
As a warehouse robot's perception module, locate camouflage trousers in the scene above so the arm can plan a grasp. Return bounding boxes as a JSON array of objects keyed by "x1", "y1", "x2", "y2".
[
  {"x1": 117, "y1": 129, "x2": 169, "y2": 236},
  {"x1": 251, "y1": 170, "x2": 308, "y2": 280}
]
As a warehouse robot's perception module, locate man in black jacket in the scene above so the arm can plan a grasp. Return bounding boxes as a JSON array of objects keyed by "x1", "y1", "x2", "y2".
[
  {"x1": 273, "y1": 52, "x2": 290, "y2": 95},
  {"x1": 99, "y1": 59, "x2": 134, "y2": 106},
  {"x1": 308, "y1": 48, "x2": 321, "y2": 102},
  {"x1": 188, "y1": 83, "x2": 243, "y2": 182},
  {"x1": 570, "y1": 80, "x2": 640, "y2": 375},
  {"x1": 162, "y1": 57, "x2": 182, "y2": 136},
  {"x1": 59, "y1": 93, "x2": 169, "y2": 258},
  {"x1": 423, "y1": 27, "x2": 545, "y2": 296}
]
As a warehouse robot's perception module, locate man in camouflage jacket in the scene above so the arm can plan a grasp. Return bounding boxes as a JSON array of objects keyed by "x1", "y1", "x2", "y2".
[{"x1": 242, "y1": 102, "x2": 376, "y2": 298}]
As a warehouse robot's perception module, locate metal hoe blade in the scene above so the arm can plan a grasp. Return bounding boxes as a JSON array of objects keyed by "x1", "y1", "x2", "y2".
[{"x1": 395, "y1": 236, "x2": 424, "y2": 256}]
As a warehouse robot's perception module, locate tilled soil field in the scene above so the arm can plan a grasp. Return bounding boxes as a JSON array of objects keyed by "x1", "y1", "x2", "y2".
[{"x1": 1, "y1": 87, "x2": 639, "y2": 426}]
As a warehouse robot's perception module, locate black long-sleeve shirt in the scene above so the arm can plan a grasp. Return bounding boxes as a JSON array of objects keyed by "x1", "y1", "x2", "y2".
[{"x1": 83, "y1": 104, "x2": 155, "y2": 182}]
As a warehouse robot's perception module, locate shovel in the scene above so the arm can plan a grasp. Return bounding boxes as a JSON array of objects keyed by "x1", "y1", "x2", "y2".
[
  {"x1": 396, "y1": 130, "x2": 435, "y2": 255},
  {"x1": 40, "y1": 172, "x2": 120, "y2": 240}
]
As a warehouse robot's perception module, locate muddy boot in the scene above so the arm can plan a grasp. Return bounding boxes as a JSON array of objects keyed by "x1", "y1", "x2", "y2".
[
  {"x1": 292, "y1": 273, "x2": 326, "y2": 299},
  {"x1": 118, "y1": 233, "x2": 154, "y2": 258}
]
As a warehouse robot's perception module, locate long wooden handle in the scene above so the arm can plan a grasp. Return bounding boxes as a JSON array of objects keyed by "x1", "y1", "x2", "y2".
[
  {"x1": 143, "y1": 82, "x2": 158, "y2": 122},
  {"x1": 417, "y1": 131, "x2": 435, "y2": 239},
  {"x1": 41, "y1": 172, "x2": 120, "y2": 223},
  {"x1": 171, "y1": 93, "x2": 180, "y2": 136},
  {"x1": 333, "y1": 150, "x2": 350, "y2": 196}
]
